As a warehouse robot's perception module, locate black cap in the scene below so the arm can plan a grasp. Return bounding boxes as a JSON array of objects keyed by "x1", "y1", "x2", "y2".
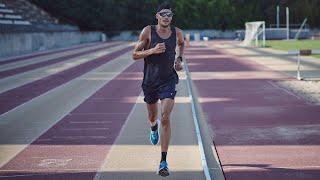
[{"x1": 157, "y1": 2, "x2": 171, "y2": 12}]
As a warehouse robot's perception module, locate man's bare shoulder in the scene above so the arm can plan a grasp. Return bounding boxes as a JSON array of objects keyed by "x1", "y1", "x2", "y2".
[
  {"x1": 175, "y1": 27, "x2": 183, "y2": 34},
  {"x1": 175, "y1": 27, "x2": 184, "y2": 43},
  {"x1": 140, "y1": 25, "x2": 151, "y2": 39}
]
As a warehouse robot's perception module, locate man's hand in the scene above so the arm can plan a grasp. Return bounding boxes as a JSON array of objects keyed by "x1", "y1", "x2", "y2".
[
  {"x1": 152, "y1": 43, "x2": 166, "y2": 54},
  {"x1": 174, "y1": 57, "x2": 183, "y2": 71}
]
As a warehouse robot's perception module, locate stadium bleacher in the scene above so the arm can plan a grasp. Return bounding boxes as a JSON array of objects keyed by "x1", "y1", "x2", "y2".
[
  {"x1": 0, "y1": 1, "x2": 31, "y2": 26},
  {"x1": 0, "y1": 0, "x2": 78, "y2": 32}
]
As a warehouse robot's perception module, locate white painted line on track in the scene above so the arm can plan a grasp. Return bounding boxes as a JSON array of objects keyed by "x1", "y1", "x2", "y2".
[
  {"x1": 267, "y1": 80, "x2": 303, "y2": 100},
  {"x1": 0, "y1": 48, "x2": 135, "y2": 168},
  {"x1": 0, "y1": 45, "x2": 133, "y2": 120},
  {"x1": 52, "y1": 136, "x2": 111, "y2": 139},
  {"x1": 69, "y1": 121, "x2": 113, "y2": 124},
  {"x1": 183, "y1": 60, "x2": 212, "y2": 180},
  {"x1": 68, "y1": 113, "x2": 129, "y2": 115},
  {"x1": 93, "y1": 92, "x2": 143, "y2": 180},
  {"x1": 62, "y1": 128, "x2": 110, "y2": 131}
]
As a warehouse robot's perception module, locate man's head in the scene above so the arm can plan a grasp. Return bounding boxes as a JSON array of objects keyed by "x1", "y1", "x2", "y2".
[{"x1": 156, "y1": 2, "x2": 173, "y2": 28}]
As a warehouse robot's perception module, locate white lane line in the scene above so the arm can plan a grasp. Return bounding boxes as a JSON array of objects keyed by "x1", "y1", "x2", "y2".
[
  {"x1": 0, "y1": 43, "x2": 115, "y2": 71},
  {"x1": 0, "y1": 44, "x2": 125, "y2": 94},
  {"x1": 0, "y1": 42, "x2": 101, "y2": 64},
  {"x1": 93, "y1": 92, "x2": 142, "y2": 180},
  {"x1": 0, "y1": 49, "x2": 134, "y2": 168},
  {"x1": 68, "y1": 113, "x2": 129, "y2": 115},
  {"x1": 183, "y1": 60, "x2": 212, "y2": 180},
  {"x1": 0, "y1": 45, "x2": 133, "y2": 120},
  {"x1": 267, "y1": 80, "x2": 303, "y2": 100},
  {"x1": 52, "y1": 136, "x2": 111, "y2": 139},
  {"x1": 62, "y1": 128, "x2": 110, "y2": 131},
  {"x1": 0, "y1": 170, "x2": 97, "y2": 178},
  {"x1": 69, "y1": 121, "x2": 112, "y2": 124}
]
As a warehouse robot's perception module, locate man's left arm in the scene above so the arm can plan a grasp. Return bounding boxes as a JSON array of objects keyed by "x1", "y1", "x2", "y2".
[{"x1": 175, "y1": 28, "x2": 184, "y2": 71}]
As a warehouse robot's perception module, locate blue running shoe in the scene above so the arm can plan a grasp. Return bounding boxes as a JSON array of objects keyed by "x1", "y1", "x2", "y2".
[
  {"x1": 157, "y1": 161, "x2": 170, "y2": 177},
  {"x1": 149, "y1": 125, "x2": 159, "y2": 145}
]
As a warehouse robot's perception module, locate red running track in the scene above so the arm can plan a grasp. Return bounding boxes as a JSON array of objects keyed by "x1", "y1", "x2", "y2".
[
  {"x1": 0, "y1": 42, "x2": 123, "y2": 79},
  {"x1": 0, "y1": 42, "x2": 101, "y2": 65},
  {"x1": 0, "y1": 61, "x2": 143, "y2": 179},
  {"x1": 186, "y1": 45, "x2": 320, "y2": 180},
  {"x1": 0, "y1": 46, "x2": 133, "y2": 115}
]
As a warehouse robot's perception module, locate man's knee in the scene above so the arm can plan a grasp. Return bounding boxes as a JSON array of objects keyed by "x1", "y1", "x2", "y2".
[
  {"x1": 161, "y1": 112, "x2": 170, "y2": 126},
  {"x1": 147, "y1": 103, "x2": 158, "y2": 121},
  {"x1": 148, "y1": 112, "x2": 157, "y2": 121}
]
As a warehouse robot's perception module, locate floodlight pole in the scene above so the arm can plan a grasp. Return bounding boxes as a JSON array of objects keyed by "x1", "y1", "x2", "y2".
[
  {"x1": 276, "y1": 6, "x2": 279, "y2": 28},
  {"x1": 263, "y1": 22, "x2": 266, "y2": 47},
  {"x1": 286, "y1": 7, "x2": 289, "y2": 40}
]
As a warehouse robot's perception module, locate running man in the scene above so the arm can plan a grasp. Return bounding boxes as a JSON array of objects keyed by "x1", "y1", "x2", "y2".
[{"x1": 132, "y1": 2, "x2": 184, "y2": 177}]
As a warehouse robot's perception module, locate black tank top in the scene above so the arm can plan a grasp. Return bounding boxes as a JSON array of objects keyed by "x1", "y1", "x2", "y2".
[{"x1": 142, "y1": 25, "x2": 178, "y2": 90}]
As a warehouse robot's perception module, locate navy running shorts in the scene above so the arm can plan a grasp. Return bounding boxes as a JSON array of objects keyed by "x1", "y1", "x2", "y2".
[{"x1": 143, "y1": 81, "x2": 177, "y2": 104}]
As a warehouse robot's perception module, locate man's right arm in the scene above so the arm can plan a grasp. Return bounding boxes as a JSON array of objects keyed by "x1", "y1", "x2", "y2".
[{"x1": 132, "y1": 26, "x2": 165, "y2": 60}]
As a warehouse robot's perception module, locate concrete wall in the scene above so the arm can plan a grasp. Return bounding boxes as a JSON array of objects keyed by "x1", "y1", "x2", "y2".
[
  {"x1": 184, "y1": 29, "x2": 236, "y2": 40},
  {"x1": 0, "y1": 23, "x2": 79, "y2": 33},
  {"x1": 0, "y1": 31, "x2": 103, "y2": 58},
  {"x1": 107, "y1": 29, "x2": 238, "y2": 41},
  {"x1": 108, "y1": 31, "x2": 140, "y2": 41},
  {"x1": 107, "y1": 28, "x2": 313, "y2": 41}
]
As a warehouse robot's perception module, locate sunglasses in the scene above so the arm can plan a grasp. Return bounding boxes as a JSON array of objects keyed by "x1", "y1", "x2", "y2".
[{"x1": 159, "y1": 12, "x2": 173, "y2": 18}]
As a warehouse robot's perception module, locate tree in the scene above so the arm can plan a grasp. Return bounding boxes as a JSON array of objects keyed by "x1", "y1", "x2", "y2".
[{"x1": 29, "y1": 0, "x2": 320, "y2": 31}]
